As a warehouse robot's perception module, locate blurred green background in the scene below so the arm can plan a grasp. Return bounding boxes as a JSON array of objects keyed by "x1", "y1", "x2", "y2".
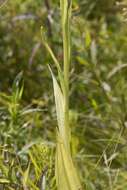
[{"x1": 1, "y1": 0, "x2": 127, "y2": 189}]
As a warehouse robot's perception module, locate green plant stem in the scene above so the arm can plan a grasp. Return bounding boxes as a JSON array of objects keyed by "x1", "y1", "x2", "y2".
[{"x1": 61, "y1": 0, "x2": 71, "y2": 152}]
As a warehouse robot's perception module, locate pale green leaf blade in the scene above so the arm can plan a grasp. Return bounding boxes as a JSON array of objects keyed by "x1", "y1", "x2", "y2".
[{"x1": 49, "y1": 68, "x2": 65, "y2": 141}]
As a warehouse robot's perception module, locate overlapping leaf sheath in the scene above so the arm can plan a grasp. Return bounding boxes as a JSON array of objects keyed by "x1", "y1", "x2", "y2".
[{"x1": 51, "y1": 72, "x2": 82, "y2": 190}]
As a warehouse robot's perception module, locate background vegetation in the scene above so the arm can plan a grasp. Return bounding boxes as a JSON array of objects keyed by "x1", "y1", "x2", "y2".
[{"x1": 0, "y1": 0, "x2": 127, "y2": 189}]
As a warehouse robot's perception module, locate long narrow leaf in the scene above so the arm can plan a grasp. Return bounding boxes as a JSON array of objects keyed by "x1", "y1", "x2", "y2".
[{"x1": 49, "y1": 67, "x2": 69, "y2": 148}]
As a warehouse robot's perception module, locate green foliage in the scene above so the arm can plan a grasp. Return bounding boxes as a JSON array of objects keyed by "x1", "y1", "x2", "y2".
[
  {"x1": 1, "y1": 0, "x2": 127, "y2": 189},
  {"x1": 0, "y1": 142, "x2": 54, "y2": 190}
]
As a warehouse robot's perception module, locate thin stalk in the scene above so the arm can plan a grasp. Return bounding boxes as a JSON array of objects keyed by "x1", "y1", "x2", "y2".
[{"x1": 61, "y1": 0, "x2": 72, "y2": 152}]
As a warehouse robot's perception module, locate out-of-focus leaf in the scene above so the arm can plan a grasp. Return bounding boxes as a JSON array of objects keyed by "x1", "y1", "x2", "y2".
[
  {"x1": 85, "y1": 29, "x2": 91, "y2": 48},
  {"x1": 0, "y1": 178, "x2": 10, "y2": 183}
]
